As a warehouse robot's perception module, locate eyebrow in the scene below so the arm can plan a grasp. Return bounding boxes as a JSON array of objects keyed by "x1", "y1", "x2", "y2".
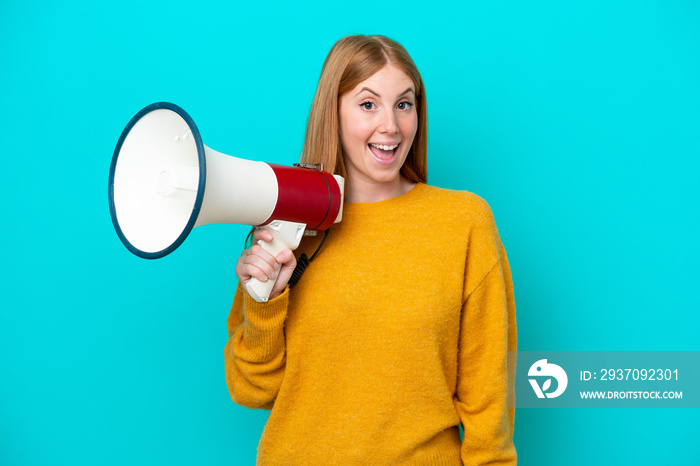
[{"x1": 355, "y1": 87, "x2": 415, "y2": 98}]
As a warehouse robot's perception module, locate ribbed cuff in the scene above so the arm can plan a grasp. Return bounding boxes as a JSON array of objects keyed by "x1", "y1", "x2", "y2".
[{"x1": 240, "y1": 286, "x2": 289, "y2": 356}]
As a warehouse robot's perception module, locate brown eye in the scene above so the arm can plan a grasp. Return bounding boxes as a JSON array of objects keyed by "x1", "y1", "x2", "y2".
[
  {"x1": 360, "y1": 101, "x2": 375, "y2": 110},
  {"x1": 397, "y1": 101, "x2": 414, "y2": 110}
]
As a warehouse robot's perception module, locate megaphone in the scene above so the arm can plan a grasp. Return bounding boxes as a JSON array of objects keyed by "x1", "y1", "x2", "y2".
[{"x1": 108, "y1": 102, "x2": 344, "y2": 302}]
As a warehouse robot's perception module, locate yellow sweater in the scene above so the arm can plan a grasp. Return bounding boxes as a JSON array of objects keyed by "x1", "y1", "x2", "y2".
[{"x1": 224, "y1": 183, "x2": 517, "y2": 465}]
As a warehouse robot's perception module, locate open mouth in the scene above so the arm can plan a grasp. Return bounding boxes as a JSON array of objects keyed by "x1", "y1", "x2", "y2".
[{"x1": 368, "y1": 143, "x2": 399, "y2": 164}]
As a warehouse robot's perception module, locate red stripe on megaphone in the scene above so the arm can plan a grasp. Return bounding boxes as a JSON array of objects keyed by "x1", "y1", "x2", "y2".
[{"x1": 263, "y1": 165, "x2": 342, "y2": 231}]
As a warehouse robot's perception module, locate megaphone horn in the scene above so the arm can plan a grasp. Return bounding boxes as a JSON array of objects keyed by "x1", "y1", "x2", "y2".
[{"x1": 108, "y1": 102, "x2": 345, "y2": 302}]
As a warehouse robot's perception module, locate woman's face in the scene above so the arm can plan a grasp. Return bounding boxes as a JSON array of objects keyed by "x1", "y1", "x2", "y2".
[{"x1": 338, "y1": 64, "x2": 418, "y2": 189}]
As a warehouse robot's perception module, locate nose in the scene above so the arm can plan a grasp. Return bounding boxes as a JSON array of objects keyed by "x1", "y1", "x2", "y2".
[{"x1": 379, "y1": 110, "x2": 399, "y2": 134}]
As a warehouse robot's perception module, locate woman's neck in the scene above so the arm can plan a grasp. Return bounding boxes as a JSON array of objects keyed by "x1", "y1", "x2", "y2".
[{"x1": 344, "y1": 176, "x2": 416, "y2": 203}]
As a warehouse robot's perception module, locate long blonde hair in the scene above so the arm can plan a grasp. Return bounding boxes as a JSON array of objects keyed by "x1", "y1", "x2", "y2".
[{"x1": 300, "y1": 35, "x2": 427, "y2": 183}]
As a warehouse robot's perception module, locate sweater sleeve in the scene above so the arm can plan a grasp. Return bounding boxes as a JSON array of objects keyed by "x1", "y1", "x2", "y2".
[
  {"x1": 455, "y1": 227, "x2": 517, "y2": 464},
  {"x1": 224, "y1": 283, "x2": 289, "y2": 409}
]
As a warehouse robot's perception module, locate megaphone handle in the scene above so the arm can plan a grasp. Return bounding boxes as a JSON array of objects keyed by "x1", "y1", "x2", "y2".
[{"x1": 244, "y1": 220, "x2": 306, "y2": 303}]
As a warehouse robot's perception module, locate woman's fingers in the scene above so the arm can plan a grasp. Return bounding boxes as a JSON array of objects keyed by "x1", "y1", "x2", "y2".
[
  {"x1": 236, "y1": 228, "x2": 299, "y2": 300},
  {"x1": 252, "y1": 228, "x2": 274, "y2": 244},
  {"x1": 271, "y1": 249, "x2": 297, "y2": 297},
  {"x1": 236, "y1": 243, "x2": 279, "y2": 283}
]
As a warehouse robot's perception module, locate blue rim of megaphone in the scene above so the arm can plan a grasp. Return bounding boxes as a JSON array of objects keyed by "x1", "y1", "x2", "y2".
[{"x1": 108, "y1": 102, "x2": 206, "y2": 259}]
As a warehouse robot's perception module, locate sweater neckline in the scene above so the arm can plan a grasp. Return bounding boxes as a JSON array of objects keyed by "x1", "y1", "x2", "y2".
[{"x1": 342, "y1": 182, "x2": 426, "y2": 212}]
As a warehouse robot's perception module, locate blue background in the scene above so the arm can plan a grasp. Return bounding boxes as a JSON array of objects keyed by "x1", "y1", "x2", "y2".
[{"x1": 1, "y1": 0, "x2": 698, "y2": 464}]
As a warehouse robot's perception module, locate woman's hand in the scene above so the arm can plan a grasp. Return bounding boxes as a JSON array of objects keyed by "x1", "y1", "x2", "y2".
[{"x1": 235, "y1": 229, "x2": 297, "y2": 301}]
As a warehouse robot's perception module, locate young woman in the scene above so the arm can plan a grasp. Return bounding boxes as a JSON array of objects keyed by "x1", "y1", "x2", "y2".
[{"x1": 225, "y1": 35, "x2": 517, "y2": 465}]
